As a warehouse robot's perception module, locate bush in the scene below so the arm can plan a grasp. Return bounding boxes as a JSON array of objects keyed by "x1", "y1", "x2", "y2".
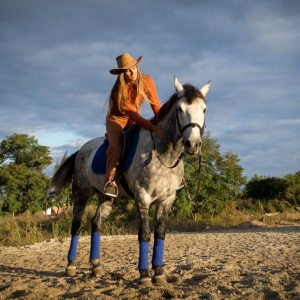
[
  {"x1": 1, "y1": 200, "x2": 299, "y2": 247},
  {"x1": 244, "y1": 176, "x2": 288, "y2": 200}
]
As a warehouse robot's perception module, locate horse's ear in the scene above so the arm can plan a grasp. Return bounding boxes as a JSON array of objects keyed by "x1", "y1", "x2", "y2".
[
  {"x1": 174, "y1": 76, "x2": 184, "y2": 92},
  {"x1": 200, "y1": 80, "x2": 211, "y2": 98}
]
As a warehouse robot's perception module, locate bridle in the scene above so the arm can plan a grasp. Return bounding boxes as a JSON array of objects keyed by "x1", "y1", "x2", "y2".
[
  {"x1": 151, "y1": 92, "x2": 206, "y2": 201},
  {"x1": 152, "y1": 93, "x2": 205, "y2": 168},
  {"x1": 176, "y1": 94, "x2": 204, "y2": 137}
]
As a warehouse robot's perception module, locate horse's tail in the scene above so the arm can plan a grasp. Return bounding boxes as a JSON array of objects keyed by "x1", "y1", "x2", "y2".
[{"x1": 50, "y1": 151, "x2": 78, "y2": 191}]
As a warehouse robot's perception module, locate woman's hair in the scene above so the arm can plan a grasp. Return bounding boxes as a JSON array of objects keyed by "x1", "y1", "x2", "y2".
[{"x1": 107, "y1": 67, "x2": 153, "y2": 116}]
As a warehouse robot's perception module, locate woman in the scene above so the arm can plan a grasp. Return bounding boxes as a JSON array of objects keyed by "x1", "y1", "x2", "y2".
[{"x1": 104, "y1": 53, "x2": 164, "y2": 198}]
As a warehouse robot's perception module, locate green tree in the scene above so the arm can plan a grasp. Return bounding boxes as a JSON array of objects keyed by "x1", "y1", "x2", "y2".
[
  {"x1": 47, "y1": 151, "x2": 73, "y2": 210},
  {"x1": 175, "y1": 132, "x2": 247, "y2": 218},
  {"x1": 244, "y1": 174, "x2": 288, "y2": 200},
  {"x1": 284, "y1": 171, "x2": 300, "y2": 206},
  {"x1": 0, "y1": 133, "x2": 52, "y2": 215}
]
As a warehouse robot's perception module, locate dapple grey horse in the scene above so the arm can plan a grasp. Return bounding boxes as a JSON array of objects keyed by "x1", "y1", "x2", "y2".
[{"x1": 50, "y1": 77, "x2": 210, "y2": 286}]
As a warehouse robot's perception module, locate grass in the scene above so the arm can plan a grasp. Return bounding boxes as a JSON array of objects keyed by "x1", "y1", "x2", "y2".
[{"x1": 0, "y1": 203, "x2": 299, "y2": 247}]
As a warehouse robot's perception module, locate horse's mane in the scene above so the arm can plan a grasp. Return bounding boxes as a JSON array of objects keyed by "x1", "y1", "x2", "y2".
[{"x1": 152, "y1": 84, "x2": 206, "y2": 124}]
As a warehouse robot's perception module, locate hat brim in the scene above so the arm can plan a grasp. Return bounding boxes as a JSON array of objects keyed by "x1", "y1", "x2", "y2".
[{"x1": 109, "y1": 56, "x2": 143, "y2": 75}]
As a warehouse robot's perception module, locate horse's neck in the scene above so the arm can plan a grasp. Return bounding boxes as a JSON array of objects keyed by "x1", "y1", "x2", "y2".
[{"x1": 154, "y1": 111, "x2": 183, "y2": 162}]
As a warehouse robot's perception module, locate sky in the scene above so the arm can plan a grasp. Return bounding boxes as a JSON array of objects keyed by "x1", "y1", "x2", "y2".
[{"x1": 1, "y1": 0, "x2": 300, "y2": 180}]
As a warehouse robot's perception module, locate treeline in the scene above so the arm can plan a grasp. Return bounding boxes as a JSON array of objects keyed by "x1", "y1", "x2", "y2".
[
  {"x1": 176, "y1": 133, "x2": 300, "y2": 218},
  {"x1": 0, "y1": 133, "x2": 299, "y2": 219}
]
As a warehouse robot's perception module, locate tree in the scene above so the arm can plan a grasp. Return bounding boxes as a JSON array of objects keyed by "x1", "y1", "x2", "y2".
[
  {"x1": 284, "y1": 171, "x2": 300, "y2": 206},
  {"x1": 244, "y1": 174, "x2": 288, "y2": 200},
  {"x1": 0, "y1": 133, "x2": 52, "y2": 215},
  {"x1": 47, "y1": 151, "x2": 73, "y2": 210},
  {"x1": 175, "y1": 132, "x2": 247, "y2": 218}
]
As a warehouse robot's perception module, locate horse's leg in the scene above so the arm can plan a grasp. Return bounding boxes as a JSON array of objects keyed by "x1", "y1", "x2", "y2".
[
  {"x1": 89, "y1": 192, "x2": 113, "y2": 277},
  {"x1": 136, "y1": 197, "x2": 152, "y2": 287},
  {"x1": 151, "y1": 194, "x2": 176, "y2": 285},
  {"x1": 66, "y1": 187, "x2": 92, "y2": 277}
]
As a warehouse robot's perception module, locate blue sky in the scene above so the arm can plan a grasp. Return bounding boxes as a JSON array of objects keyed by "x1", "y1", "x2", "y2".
[{"x1": 1, "y1": 0, "x2": 299, "y2": 179}]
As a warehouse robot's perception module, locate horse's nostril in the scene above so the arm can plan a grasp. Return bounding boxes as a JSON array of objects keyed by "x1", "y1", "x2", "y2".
[
  {"x1": 185, "y1": 140, "x2": 201, "y2": 149},
  {"x1": 185, "y1": 140, "x2": 191, "y2": 148}
]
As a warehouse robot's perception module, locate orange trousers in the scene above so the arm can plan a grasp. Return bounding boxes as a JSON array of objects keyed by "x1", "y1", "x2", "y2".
[{"x1": 105, "y1": 119, "x2": 123, "y2": 183}]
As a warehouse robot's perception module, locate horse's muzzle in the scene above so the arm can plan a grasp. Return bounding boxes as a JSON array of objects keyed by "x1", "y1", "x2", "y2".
[{"x1": 183, "y1": 139, "x2": 201, "y2": 155}]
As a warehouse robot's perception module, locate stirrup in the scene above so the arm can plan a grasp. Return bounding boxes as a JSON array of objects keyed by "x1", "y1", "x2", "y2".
[
  {"x1": 177, "y1": 179, "x2": 185, "y2": 190},
  {"x1": 103, "y1": 181, "x2": 118, "y2": 198}
]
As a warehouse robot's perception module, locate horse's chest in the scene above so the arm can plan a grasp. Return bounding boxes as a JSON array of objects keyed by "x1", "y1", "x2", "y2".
[{"x1": 131, "y1": 154, "x2": 183, "y2": 189}]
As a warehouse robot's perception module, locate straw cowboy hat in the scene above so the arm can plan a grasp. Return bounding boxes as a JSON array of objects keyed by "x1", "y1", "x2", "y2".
[{"x1": 110, "y1": 53, "x2": 143, "y2": 75}]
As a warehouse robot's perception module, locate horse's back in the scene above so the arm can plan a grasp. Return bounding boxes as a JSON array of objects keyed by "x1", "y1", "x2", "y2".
[
  {"x1": 73, "y1": 137, "x2": 106, "y2": 188},
  {"x1": 78, "y1": 137, "x2": 105, "y2": 158}
]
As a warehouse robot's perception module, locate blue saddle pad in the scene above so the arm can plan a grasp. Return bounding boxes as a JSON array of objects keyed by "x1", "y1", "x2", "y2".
[{"x1": 91, "y1": 127, "x2": 140, "y2": 174}]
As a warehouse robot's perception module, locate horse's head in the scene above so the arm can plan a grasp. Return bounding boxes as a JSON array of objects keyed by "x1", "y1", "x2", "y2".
[{"x1": 174, "y1": 77, "x2": 210, "y2": 155}]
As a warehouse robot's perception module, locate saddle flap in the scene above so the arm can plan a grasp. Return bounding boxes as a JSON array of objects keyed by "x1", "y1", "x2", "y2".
[
  {"x1": 119, "y1": 124, "x2": 140, "y2": 172},
  {"x1": 91, "y1": 125, "x2": 141, "y2": 174}
]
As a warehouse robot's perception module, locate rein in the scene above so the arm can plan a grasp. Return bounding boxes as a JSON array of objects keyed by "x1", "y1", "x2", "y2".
[
  {"x1": 185, "y1": 154, "x2": 204, "y2": 202},
  {"x1": 150, "y1": 94, "x2": 185, "y2": 169},
  {"x1": 176, "y1": 93, "x2": 205, "y2": 201},
  {"x1": 151, "y1": 132, "x2": 184, "y2": 169}
]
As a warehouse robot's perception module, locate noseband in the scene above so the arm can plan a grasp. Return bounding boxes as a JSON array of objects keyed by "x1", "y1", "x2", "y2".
[{"x1": 176, "y1": 94, "x2": 205, "y2": 137}]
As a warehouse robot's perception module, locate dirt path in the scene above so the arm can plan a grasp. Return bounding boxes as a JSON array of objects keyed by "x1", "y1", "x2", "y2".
[{"x1": 0, "y1": 226, "x2": 299, "y2": 299}]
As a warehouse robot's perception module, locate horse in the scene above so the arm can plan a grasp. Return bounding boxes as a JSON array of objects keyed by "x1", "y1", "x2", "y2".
[{"x1": 50, "y1": 76, "x2": 210, "y2": 287}]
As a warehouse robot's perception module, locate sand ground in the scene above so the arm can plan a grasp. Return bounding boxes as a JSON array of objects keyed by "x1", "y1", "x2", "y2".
[{"x1": 0, "y1": 225, "x2": 300, "y2": 299}]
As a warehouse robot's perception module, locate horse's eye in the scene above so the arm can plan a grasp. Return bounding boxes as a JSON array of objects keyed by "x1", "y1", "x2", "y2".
[
  {"x1": 177, "y1": 106, "x2": 183, "y2": 112},
  {"x1": 203, "y1": 108, "x2": 206, "y2": 113}
]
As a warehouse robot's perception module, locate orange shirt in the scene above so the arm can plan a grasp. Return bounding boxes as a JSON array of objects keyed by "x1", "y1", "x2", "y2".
[{"x1": 107, "y1": 75, "x2": 162, "y2": 130}]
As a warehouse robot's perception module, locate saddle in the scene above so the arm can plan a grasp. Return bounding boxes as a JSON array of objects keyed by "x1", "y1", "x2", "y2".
[
  {"x1": 91, "y1": 125, "x2": 141, "y2": 197},
  {"x1": 119, "y1": 124, "x2": 140, "y2": 173}
]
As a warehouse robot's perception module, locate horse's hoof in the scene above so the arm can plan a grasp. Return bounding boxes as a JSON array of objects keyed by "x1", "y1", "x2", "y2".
[
  {"x1": 92, "y1": 265, "x2": 105, "y2": 277},
  {"x1": 139, "y1": 276, "x2": 153, "y2": 287},
  {"x1": 65, "y1": 265, "x2": 76, "y2": 277},
  {"x1": 152, "y1": 274, "x2": 168, "y2": 286}
]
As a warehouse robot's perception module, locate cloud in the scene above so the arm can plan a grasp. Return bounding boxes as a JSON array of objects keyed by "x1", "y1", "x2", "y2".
[{"x1": 1, "y1": 0, "x2": 300, "y2": 180}]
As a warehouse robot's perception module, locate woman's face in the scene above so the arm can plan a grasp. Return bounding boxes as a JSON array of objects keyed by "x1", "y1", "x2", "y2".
[{"x1": 124, "y1": 67, "x2": 138, "y2": 82}]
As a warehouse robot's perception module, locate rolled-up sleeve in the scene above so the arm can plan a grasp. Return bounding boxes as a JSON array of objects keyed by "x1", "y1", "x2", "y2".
[{"x1": 145, "y1": 76, "x2": 162, "y2": 114}]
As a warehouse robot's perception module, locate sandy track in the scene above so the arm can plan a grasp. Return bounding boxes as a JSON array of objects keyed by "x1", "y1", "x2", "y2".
[{"x1": 0, "y1": 226, "x2": 300, "y2": 299}]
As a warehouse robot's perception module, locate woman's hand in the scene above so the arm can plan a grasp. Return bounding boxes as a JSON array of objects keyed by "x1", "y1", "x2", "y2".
[{"x1": 151, "y1": 124, "x2": 164, "y2": 139}]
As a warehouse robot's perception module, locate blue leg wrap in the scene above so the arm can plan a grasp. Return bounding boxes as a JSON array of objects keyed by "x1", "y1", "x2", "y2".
[
  {"x1": 68, "y1": 235, "x2": 79, "y2": 261},
  {"x1": 138, "y1": 241, "x2": 150, "y2": 270},
  {"x1": 90, "y1": 232, "x2": 101, "y2": 260},
  {"x1": 152, "y1": 238, "x2": 164, "y2": 267}
]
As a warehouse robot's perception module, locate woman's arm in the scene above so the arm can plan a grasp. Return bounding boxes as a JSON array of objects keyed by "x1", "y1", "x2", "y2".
[{"x1": 144, "y1": 76, "x2": 162, "y2": 114}]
